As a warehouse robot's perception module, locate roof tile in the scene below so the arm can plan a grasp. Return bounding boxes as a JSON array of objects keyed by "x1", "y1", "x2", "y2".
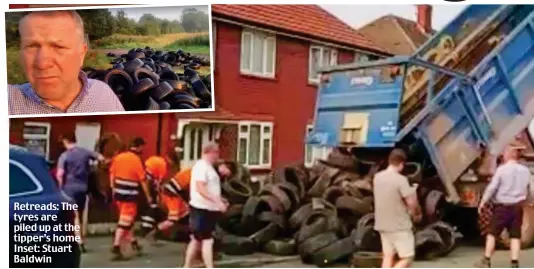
[{"x1": 212, "y1": 4, "x2": 387, "y2": 54}]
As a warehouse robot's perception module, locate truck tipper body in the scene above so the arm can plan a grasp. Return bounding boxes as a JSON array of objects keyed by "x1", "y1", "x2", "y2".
[{"x1": 308, "y1": 5, "x2": 534, "y2": 209}]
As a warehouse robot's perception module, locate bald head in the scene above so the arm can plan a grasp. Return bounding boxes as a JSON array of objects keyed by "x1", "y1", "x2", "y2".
[
  {"x1": 19, "y1": 10, "x2": 86, "y2": 45},
  {"x1": 202, "y1": 142, "x2": 220, "y2": 164}
]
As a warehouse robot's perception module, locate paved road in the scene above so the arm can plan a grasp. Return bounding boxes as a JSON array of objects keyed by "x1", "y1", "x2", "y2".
[{"x1": 81, "y1": 237, "x2": 534, "y2": 268}]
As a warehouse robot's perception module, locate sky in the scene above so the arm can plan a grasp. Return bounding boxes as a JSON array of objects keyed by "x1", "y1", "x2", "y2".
[
  {"x1": 111, "y1": 5, "x2": 209, "y2": 22},
  {"x1": 321, "y1": 4, "x2": 467, "y2": 31}
]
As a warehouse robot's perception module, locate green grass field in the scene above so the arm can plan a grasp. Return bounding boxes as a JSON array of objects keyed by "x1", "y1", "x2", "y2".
[
  {"x1": 7, "y1": 48, "x2": 211, "y2": 85},
  {"x1": 93, "y1": 32, "x2": 210, "y2": 54}
]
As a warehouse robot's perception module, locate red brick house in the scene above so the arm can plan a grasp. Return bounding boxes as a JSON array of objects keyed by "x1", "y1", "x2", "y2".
[
  {"x1": 9, "y1": 4, "x2": 390, "y2": 174},
  {"x1": 358, "y1": 5, "x2": 434, "y2": 55}
]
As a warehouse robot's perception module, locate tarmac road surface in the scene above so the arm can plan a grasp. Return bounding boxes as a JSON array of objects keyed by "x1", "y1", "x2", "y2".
[{"x1": 80, "y1": 237, "x2": 534, "y2": 268}]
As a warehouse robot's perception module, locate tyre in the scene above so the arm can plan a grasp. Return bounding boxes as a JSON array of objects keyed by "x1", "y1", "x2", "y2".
[
  {"x1": 311, "y1": 235, "x2": 356, "y2": 267},
  {"x1": 149, "y1": 81, "x2": 174, "y2": 101},
  {"x1": 262, "y1": 238, "x2": 296, "y2": 256},
  {"x1": 103, "y1": 68, "x2": 133, "y2": 95},
  {"x1": 298, "y1": 232, "x2": 339, "y2": 263}
]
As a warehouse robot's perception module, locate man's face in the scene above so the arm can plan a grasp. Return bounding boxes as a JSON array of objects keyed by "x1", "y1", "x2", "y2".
[
  {"x1": 206, "y1": 147, "x2": 220, "y2": 163},
  {"x1": 19, "y1": 12, "x2": 87, "y2": 99},
  {"x1": 218, "y1": 164, "x2": 232, "y2": 178}
]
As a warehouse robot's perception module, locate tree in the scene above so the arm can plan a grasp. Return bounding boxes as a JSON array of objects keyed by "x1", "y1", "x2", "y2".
[
  {"x1": 78, "y1": 9, "x2": 115, "y2": 40},
  {"x1": 181, "y1": 9, "x2": 209, "y2": 33},
  {"x1": 139, "y1": 13, "x2": 161, "y2": 36},
  {"x1": 115, "y1": 10, "x2": 137, "y2": 35}
]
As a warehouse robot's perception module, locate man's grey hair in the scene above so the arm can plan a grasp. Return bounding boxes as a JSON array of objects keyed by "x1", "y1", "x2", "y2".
[
  {"x1": 19, "y1": 10, "x2": 86, "y2": 44},
  {"x1": 202, "y1": 142, "x2": 220, "y2": 154}
]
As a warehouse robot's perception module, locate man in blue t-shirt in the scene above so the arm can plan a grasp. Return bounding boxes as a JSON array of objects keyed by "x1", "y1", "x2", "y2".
[{"x1": 56, "y1": 132, "x2": 104, "y2": 253}]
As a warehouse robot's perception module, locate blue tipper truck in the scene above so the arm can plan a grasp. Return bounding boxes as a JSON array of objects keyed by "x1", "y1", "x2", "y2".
[{"x1": 308, "y1": 5, "x2": 534, "y2": 242}]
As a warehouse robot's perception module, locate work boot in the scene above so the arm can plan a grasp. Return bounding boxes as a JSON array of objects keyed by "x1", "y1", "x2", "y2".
[
  {"x1": 474, "y1": 257, "x2": 491, "y2": 268},
  {"x1": 110, "y1": 246, "x2": 125, "y2": 261},
  {"x1": 511, "y1": 260, "x2": 519, "y2": 268}
]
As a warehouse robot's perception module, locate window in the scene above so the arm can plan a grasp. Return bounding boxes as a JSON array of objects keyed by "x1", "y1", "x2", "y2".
[
  {"x1": 183, "y1": 125, "x2": 209, "y2": 168},
  {"x1": 240, "y1": 29, "x2": 276, "y2": 77},
  {"x1": 309, "y1": 46, "x2": 338, "y2": 83},
  {"x1": 23, "y1": 122, "x2": 51, "y2": 160},
  {"x1": 305, "y1": 125, "x2": 333, "y2": 167},
  {"x1": 237, "y1": 122, "x2": 273, "y2": 168},
  {"x1": 354, "y1": 53, "x2": 380, "y2": 63},
  {"x1": 9, "y1": 160, "x2": 43, "y2": 197}
]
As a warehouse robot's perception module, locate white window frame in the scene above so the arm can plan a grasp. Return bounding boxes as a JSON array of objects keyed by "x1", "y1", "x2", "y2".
[
  {"x1": 9, "y1": 159, "x2": 44, "y2": 198},
  {"x1": 354, "y1": 52, "x2": 370, "y2": 63},
  {"x1": 304, "y1": 125, "x2": 333, "y2": 167},
  {"x1": 240, "y1": 29, "x2": 276, "y2": 78},
  {"x1": 22, "y1": 122, "x2": 51, "y2": 160},
  {"x1": 182, "y1": 124, "x2": 211, "y2": 168},
  {"x1": 309, "y1": 45, "x2": 338, "y2": 84},
  {"x1": 237, "y1": 121, "x2": 273, "y2": 169}
]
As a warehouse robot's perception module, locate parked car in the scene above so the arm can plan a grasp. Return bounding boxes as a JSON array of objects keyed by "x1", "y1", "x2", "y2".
[{"x1": 9, "y1": 145, "x2": 81, "y2": 268}]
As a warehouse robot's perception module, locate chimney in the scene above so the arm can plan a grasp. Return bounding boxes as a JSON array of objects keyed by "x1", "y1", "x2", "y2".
[{"x1": 417, "y1": 5, "x2": 433, "y2": 34}]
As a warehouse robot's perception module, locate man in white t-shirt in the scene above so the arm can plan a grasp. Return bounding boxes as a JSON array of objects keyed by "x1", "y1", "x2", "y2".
[{"x1": 183, "y1": 142, "x2": 230, "y2": 268}]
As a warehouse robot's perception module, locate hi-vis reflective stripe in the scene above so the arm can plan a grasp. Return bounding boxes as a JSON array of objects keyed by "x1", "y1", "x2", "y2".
[
  {"x1": 170, "y1": 178, "x2": 182, "y2": 190},
  {"x1": 115, "y1": 179, "x2": 139, "y2": 187},
  {"x1": 141, "y1": 222, "x2": 153, "y2": 228},
  {"x1": 114, "y1": 189, "x2": 139, "y2": 195},
  {"x1": 142, "y1": 216, "x2": 155, "y2": 222},
  {"x1": 118, "y1": 220, "x2": 132, "y2": 226},
  {"x1": 164, "y1": 184, "x2": 178, "y2": 195}
]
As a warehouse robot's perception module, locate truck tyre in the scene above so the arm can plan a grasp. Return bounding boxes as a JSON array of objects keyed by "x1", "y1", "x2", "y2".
[
  {"x1": 415, "y1": 228, "x2": 444, "y2": 260},
  {"x1": 311, "y1": 235, "x2": 356, "y2": 267},
  {"x1": 259, "y1": 184, "x2": 292, "y2": 212},
  {"x1": 350, "y1": 251, "x2": 382, "y2": 268},
  {"x1": 259, "y1": 195, "x2": 285, "y2": 214},
  {"x1": 262, "y1": 239, "x2": 296, "y2": 256},
  {"x1": 258, "y1": 211, "x2": 286, "y2": 230},
  {"x1": 325, "y1": 150, "x2": 359, "y2": 170},
  {"x1": 351, "y1": 225, "x2": 381, "y2": 252},
  {"x1": 335, "y1": 196, "x2": 373, "y2": 215},
  {"x1": 323, "y1": 186, "x2": 348, "y2": 205},
  {"x1": 308, "y1": 168, "x2": 338, "y2": 197},
  {"x1": 132, "y1": 67, "x2": 159, "y2": 84},
  {"x1": 276, "y1": 182, "x2": 301, "y2": 210},
  {"x1": 298, "y1": 232, "x2": 339, "y2": 263},
  {"x1": 289, "y1": 204, "x2": 313, "y2": 229},
  {"x1": 103, "y1": 69, "x2": 133, "y2": 95},
  {"x1": 218, "y1": 235, "x2": 257, "y2": 256},
  {"x1": 124, "y1": 58, "x2": 144, "y2": 74},
  {"x1": 427, "y1": 221, "x2": 461, "y2": 256},
  {"x1": 149, "y1": 81, "x2": 174, "y2": 101},
  {"x1": 241, "y1": 196, "x2": 262, "y2": 225},
  {"x1": 248, "y1": 222, "x2": 279, "y2": 246},
  {"x1": 222, "y1": 179, "x2": 253, "y2": 204}
]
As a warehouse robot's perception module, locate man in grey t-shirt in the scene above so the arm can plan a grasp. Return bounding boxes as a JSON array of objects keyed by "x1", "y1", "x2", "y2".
[{"x1": 374, "y1": 149, "x2": 422, "y2": 268}]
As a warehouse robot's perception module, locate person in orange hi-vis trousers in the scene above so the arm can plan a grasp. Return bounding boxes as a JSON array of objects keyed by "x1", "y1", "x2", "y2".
[
  {"x1": 146, "y1": 160, "x2": 236, "y2": 244},
  {"x1": 109, "y1": 137, "x2": 155, "y2": 261}
]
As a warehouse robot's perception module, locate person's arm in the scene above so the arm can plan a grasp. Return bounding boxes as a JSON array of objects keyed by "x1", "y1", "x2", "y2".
[
  {"x1": 479, "y1": 168, "x2": 502, "y2": 210},
  {"x1": 134, "y1": 159, "x2": 154, "y2": 205},
  {"x1": 400, "y1": 178, "x2": 421, "y2": 223},
  {"x1": 56, "y1": 153, "x2": 67, "y2": 188}
]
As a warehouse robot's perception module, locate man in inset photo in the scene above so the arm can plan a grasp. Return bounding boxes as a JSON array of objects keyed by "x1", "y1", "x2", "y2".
[{"x1": 8, "y1": 10, "x2": 124, "y2": 115}]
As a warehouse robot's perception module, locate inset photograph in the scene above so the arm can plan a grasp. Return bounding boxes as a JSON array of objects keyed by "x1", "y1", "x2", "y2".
[{"x1": 6, "y1": 5, "x2": 213, "y2": 116}]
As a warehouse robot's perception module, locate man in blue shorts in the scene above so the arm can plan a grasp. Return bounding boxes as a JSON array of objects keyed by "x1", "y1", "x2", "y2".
[{"x1": 56, "y1": 132, "x2": 104, "y2": 253}]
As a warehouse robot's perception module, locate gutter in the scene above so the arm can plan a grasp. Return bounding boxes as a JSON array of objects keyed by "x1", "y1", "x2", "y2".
[{"x1": 212, "y1": 15, "x2": 391, "y2": 57}]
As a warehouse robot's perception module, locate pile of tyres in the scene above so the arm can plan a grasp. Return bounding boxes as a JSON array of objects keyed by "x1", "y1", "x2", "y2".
[
  {"x1": 83, "y1": 47, "x2": 211, "y2": 111},
  {"x1": 216, "y1": 150, "x2": 462, "y2": 267}
]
